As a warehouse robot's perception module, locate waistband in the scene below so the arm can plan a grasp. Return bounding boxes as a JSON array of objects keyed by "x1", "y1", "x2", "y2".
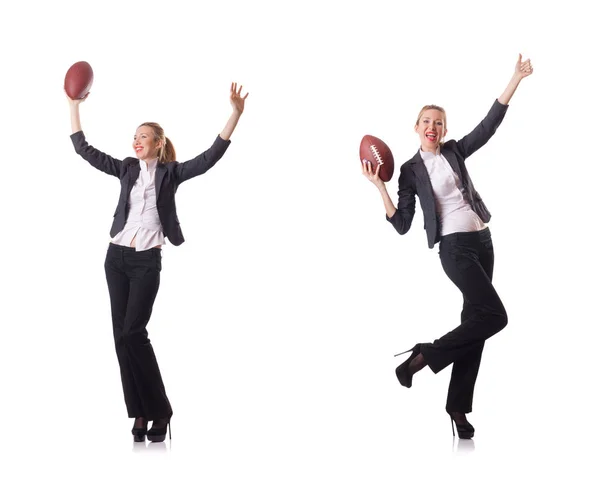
[
  {"x1": 108, "y1": 243, "x2": 161, "y2": 253},
  {"x1": 440, "y1": 227, "x2": 491, "y2": 244}
]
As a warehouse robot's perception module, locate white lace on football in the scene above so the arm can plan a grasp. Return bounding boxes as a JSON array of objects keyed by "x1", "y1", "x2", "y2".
[{"x1": 370, "y1": 144, "x2": 384, "y2": 166}]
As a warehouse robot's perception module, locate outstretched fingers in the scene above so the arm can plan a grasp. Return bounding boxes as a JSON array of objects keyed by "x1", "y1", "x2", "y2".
[{"x1": 231, "y1": 82, "x2": 249, "y2": 100}]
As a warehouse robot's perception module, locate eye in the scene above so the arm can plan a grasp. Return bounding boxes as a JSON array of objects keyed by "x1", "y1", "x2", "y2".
[{"x1": 436, "y1": 122, "x2": 443, "y2": 126}]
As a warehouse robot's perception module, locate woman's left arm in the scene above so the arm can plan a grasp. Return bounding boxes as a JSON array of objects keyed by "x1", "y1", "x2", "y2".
[
  {"x1": 176, "y1": 83, "x2": 249, "y2": 183},
  {"x1": 456, "y1": 55, "x2": 533, "y2": 158},
  {"x1": 498, "y1": 54, "x2": 533, "y2": 105}
]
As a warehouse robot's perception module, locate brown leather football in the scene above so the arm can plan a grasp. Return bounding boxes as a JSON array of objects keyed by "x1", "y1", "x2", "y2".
[
  {"x1": 360, "y1": 135, "x2": 394, "y2": 182},
  {"x1": 64, "y1": 61, "x2": 94, "y2": 100}
]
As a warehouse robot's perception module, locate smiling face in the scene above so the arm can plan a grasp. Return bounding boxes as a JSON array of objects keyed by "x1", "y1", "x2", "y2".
[
  {"x1": 415, "y1": 107, "x2": 447, "y2": 153},
  {"x1": 133, "y1": 125, "x2": 162, "y2": 162}
]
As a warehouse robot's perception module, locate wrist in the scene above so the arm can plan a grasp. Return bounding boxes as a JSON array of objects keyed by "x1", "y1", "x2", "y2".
[{"x1": 511, "y1": 73, "x2": 522, "y2": 84}]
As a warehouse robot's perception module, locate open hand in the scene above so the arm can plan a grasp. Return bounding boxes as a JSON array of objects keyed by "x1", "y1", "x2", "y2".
[{"x1": 230, "y1": 82, "x2": 248, "y2": 115}]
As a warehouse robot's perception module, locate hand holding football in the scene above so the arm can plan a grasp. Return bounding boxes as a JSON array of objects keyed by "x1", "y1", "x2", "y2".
[
  {"x1": 359, "y1": 135, "x2": 394, "y2": 182},
  {"x1": 64, "y1": 61, "x2": 94, "y2": 100}
]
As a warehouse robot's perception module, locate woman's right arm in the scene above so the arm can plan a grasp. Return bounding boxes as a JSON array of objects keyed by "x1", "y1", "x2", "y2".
[
  {"x1": 362, "y1": 160, "x2": 416, "y2": 235},
  {"x1": 69, "y1": 93, "x2": 85, "y2": 133},
  {"x1": 362, "y1": 160, "x2": 397, "y2": 217},
  {"x1": 67, "y1": 93, "x2": 123, "y2": 177}
]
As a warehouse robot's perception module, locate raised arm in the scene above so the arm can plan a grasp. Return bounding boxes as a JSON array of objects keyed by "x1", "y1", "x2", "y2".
[
  {"x1": 175, "y1": 82, "x2": 248, "y2": 183},
  {"x1": 68, "y1": 92, "x2": 86, "y2": 133},
  {"x1": 67, "y1": 92, "x2": 124, "y2": 177},
  {"x1": 174, "y1": 135, "x2": 232, "y2": 184},
  {"x1": 455, "y1": 54, "x2": 533, "y2": 159},
  {"x1": 498, "y1": 54, "x2": 533, "y2": 105},
  {"x1": 220, "y1": 82, "x2": 248, "y2": 141}
]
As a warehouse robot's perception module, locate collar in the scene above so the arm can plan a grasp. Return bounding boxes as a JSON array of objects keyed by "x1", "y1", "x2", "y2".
[
  {"x1": 419, "y1": 147, "x2": 442, "y2": 160},
  {"x1": 140, "y1": 157, "x2": 159, "y2": 171}
]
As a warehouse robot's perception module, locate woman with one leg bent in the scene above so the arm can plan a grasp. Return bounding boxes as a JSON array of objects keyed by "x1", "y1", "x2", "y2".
[{"x1": 362, "y1": 55, "x2": 533, "y2": 438}]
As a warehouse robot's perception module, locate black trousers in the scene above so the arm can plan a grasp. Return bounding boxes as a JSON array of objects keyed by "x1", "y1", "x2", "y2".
[
  {"x1": 104, "y1": 243, "x2": 172, "y2": 420},
  {"x1": 420, "y1": 228, "x2": 507, "y2": 414}
]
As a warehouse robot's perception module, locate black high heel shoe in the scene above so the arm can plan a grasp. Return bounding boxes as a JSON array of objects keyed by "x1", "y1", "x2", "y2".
[
  {"x1": 448, "y1": 412, "x2": 475, "y2": 439},
  {"x1": 147, "y1": 417, "x2": 172, "y2": 443},
  {"x1": 394, "y1": 344, "x2": 422, "y2": 388},
  {"x1": 131, "y1": 418, "x2": 148, "y2": 442}
]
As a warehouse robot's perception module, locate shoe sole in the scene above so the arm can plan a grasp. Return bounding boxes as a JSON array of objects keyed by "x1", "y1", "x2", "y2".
[{"x1": 147, "y1": 434, "x2": 166, "y2": 443}]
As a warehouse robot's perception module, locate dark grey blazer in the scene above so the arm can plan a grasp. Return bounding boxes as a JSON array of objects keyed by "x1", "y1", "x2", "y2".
[
  {"x1": 386, "y1": 99, "x2": 508, "y2": 248},
  {"x1": 71, "y1": 131, "x2": 231, "y2": 246}
]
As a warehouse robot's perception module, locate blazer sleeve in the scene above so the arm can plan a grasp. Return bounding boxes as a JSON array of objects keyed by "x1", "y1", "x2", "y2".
[
  {"x1": 455, "y1": 99, "x2": 509, "y2": 159},
  {"x1": 174, "y1": 135, "x2": 231, "y2": 184},
  {"x1": 385, "y1": 163, "x2": 416, "y2": 235},
  {"x1": 70, "y1": 131, "x2": 124, "y2": 178}
]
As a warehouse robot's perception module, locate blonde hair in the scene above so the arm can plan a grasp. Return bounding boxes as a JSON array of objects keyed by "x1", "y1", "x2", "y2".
[
  {"x1": 415, "y1": 105, "x2": 447, "y2": 146},
  {"x1": 138, "y1": 122, "x2": 176, "y2": 163}
]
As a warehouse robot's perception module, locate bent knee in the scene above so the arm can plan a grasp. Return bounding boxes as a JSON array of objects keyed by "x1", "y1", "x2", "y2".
[{"x1": 494, "y1": 310, "x2": 508, "y2": 331}]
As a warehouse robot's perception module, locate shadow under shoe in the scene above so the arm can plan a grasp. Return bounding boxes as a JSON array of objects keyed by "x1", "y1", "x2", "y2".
[
  {"x1": 448, "y1": 412, "x2": 475, "y2": 439},
  {"x1": 395, "y1": 344, "x2": 426, "y2": 388}
]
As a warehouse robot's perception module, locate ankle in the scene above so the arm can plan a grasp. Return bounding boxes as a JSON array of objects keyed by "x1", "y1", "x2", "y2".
[
  {"x1": 408, "y1": 353, "x2": 426, "y2": 374},
  {"x1": 151, "y1": 417, "x2": 170, "y2": 428},
  {"x1": 448, "y1": 412, "x2": 468, "y2": 425}
]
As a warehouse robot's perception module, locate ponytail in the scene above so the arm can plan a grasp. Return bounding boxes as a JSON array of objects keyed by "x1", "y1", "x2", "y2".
[{"x1": 161, "y1": 137, "x2": 176, "y2": 162}]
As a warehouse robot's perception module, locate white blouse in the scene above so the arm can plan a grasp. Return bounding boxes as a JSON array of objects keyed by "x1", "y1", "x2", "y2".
[
  {"x1": 420, "y1": 149, "x2": 486, "y2": 236},
  {"x1": 111, "y1": 158, "x2": 166, "y2": 251}
]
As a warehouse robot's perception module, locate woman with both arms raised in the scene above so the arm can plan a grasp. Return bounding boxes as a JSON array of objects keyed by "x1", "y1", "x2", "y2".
[{"x1": 67, "y1": 82, "x2": 248, "y2": 442}]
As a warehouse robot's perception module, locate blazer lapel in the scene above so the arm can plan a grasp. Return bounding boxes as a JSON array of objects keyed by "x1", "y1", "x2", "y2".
[
  {"x1": 410, "y1": 150, "x2": 439, "y2": 230},
  {"x1": 127, "y1": 161, "x2": 141, "y2": 196},
  {"x1": 155, "y1": 165, "x2": 167, "y2": 198},
  {"x1": 410, "y1": 151, "x2": 434, "y2": 197},
  {"x1": 441, "y1": 147, "x2": 463, "y2": 183}
]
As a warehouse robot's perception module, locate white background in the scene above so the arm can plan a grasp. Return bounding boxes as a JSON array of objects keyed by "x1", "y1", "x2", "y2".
[{"x1": 1, "y1": 0, "x2": 598, "y2": 491}]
